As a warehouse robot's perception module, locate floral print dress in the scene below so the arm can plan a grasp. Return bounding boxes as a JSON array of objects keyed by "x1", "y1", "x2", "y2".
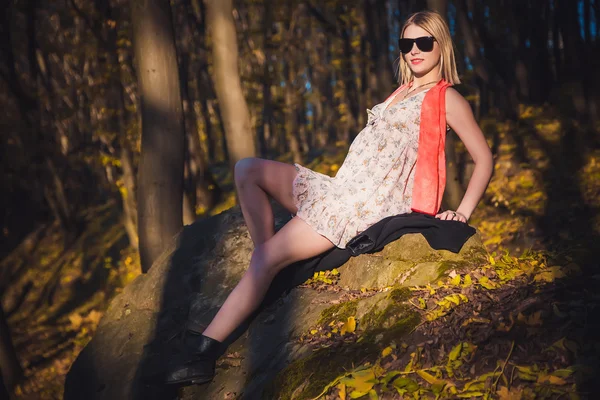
[{"x1": 292, "y1": 89, "x2": 430, "y2": 249}]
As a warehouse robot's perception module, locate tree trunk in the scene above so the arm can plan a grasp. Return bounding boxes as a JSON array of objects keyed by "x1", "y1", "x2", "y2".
[
  {"x1": 131, "y1": 0, "x2": 185, "y2": 273},
  {"x1": 120, "y1": 146, "x2": 139, "y2": 249},
  {"x1": 205, "y1": 0, "x2": 256, "y2": 172},
  {"x1": 365, "y1": 0, "x2": 394, "y2": 102},
  {"x1": 528, "y1": 0, "x2": 552, "y2": 102},
  {"x1": 179, "y1": 58, "x2": 221, "y2": 214},
  {"x1": 558, "y1": 0, "x2": 588, "y2": 118},
  {"x1": 427, "y1": 0, "x2": 447, "y2": 19},
  {"x1": 340, "y1": 16, "x2": 359, "y2": 142},
  {"x1": 455, "y1": 0, "x2": 517, "y2": 119},
  {"x1": 260, "y1": 0, "x2": 273, "y2": 158},
  {"x1": 0, "y1": 303, "x2": 22, "y2": 393}
]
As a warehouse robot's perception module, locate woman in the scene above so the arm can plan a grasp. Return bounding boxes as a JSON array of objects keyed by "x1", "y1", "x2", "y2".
[{"x1": 165, "y1": 10, "x2": 493, "y2": 386}]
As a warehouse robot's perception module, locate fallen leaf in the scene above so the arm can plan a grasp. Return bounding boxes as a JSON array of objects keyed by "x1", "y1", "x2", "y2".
[
  {"x1": 337, "y1": 383, "x2": 346, "y2": 400},
  {"x1": 381, "y1": 347, "x2": 393, "y2": 357},
  {"x1": 416, "y1": 370, "x2": 448, "y2": 386},
  {"x1": 534, "y1": 266, "x2": 566, "y2": 282},
  {"x1": 496, "y1": 385, "x2": 523, "y2": 400},
  {"x1": 538, "y1": 374, "x2": 568, "y2": 385},
  {"x1": 341, "y1": 316, "x2": 356, "y2": 335},
  {"x1": 448, "y1": 343, "x2": 463, "y2": 361},
  {"x1": 450, "y1": 275, "x2": 461, "y2": 286},
  {"x1": 463, "y1": 274, "x2": 473, "y2": 287},
  {"x1": 478, "y1": 276, "x2": 497, "y2": 289}
]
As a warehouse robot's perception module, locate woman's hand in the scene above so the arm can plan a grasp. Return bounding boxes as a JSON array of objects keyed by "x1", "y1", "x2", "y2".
[{"x1": 435, "y1": 210, "x2": 468, "y2": 223}]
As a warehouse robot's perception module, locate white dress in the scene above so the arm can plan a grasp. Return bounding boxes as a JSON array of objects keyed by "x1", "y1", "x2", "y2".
[{"x1": 291, "y1": 89, "x2": 430, "y2": 248}]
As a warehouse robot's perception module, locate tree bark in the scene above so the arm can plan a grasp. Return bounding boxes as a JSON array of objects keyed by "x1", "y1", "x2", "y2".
[
  {"x1": 455, "y1": 0, "x2": 517, "y2": 119},
  {"x1": 260, "y1": 0, "x2": 273, "y2": 158},
  {"x1": 120, "y1": 146, "x2": 139, "y2": 249},
  {"x1": 427, "y1": 0, "x2": 447, "y2": 19},
  {"x1": 131, "y1": 0, "x2": 185, "y2": 273},
  {"x1": 365, "y1": 0, "x2": 393, "y2": 102},
  {"x1": 205, "y1": 0, "x2": 256, "y2": 172}
]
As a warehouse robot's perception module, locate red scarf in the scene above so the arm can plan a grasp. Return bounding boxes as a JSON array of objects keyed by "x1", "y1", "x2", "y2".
[{"x1": 383, "y1": 79, "x2": 452, "y2": 216}]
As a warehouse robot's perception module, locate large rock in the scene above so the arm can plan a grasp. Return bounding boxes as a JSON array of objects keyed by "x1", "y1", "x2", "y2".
[
  {"x1": 64, "y1": 206, "x2": 486, "y2": 400},
  {"x1": 338, "y1": 233, "x2": 486, "y2": 290}
]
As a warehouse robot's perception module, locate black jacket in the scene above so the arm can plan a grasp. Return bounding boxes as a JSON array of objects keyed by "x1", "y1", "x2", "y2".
[{"x1": 263, "y1": 212, "x2": 476, "y2": 305}]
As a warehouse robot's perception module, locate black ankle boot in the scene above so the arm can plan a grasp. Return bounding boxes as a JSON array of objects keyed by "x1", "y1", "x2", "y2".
[{"x1": 164, "y1": 331, "x2": 222, "y2": 386}]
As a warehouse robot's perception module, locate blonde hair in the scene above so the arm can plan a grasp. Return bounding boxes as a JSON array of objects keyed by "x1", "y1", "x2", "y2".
[{"x1": 397, "y1": 10, "x2": 460, "y2": 85}]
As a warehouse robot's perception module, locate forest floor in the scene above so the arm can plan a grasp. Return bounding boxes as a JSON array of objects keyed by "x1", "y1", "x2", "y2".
[{"x1": 1, "y1": 104, "x2": 600, "y2": 399}]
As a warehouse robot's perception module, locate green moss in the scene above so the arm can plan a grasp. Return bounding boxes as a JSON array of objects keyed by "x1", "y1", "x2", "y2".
[
  {"x1": 361, "y1": 302, "x2": 412, "y2": 331},
  {"x1": 437, "y1": 260, "x2": 462, "y2": 275},
  {"x1": 362, "y1": 311, "x2": 421, "y2": 346},
  {"x1": 387, "y1": 287, "x2": 411, "y2": 303},
  {"x1": 264, "y1": 346, "x2": 365, "y2": 400},
  {"x1": 317, "y1": 300, "x2": 358, "y2": 326}
]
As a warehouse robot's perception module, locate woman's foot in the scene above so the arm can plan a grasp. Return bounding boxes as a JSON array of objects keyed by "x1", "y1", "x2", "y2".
[{"x1": 164, "y1": 331, "x2": 223, "y2": 386}]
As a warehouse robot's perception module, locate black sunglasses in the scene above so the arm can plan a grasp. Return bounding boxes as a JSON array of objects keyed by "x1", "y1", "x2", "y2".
[{"x1": 398, "y1": 36, "x2": 436, "y2": 53}]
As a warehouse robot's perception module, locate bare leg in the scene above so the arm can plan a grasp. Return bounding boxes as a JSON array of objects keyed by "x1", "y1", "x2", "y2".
[
  {"x1": 234, "y1": 157, "x2": 299, "y2": 246},
  {"x1": 202, "y1": 217, "x2": 335, "y2": 341}
]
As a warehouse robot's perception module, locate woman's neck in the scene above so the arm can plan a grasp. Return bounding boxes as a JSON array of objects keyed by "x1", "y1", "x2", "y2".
[{"x1": 411, "y1": 68, "x2": 441, "y2": 87}]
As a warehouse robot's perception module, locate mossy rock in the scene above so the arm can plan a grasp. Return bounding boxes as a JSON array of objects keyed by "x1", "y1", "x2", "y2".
[
  {"x1": 338, "y1": 232, "x2": 487, "y2": 290},
  {"x1": 317, "y1": 300, "x2": 358, "y2": 326}
]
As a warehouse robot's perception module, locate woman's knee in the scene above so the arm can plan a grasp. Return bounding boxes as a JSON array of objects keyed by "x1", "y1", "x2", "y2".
[
  {"x1": 234, "y1": 157, "x2": 262, "y2": 188},
  {"x1": 247, "y1": 243, "x2": 288, "y2": 278}
]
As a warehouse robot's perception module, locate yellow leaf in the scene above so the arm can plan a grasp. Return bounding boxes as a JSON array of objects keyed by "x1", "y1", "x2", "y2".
[
  {"x1": 418, "y1": 298, "x2": 427, "y2": 309},
  {"x1": 463, "y1": 274, "x2": 473, "y2": 287},
  {"x1": 552, "y1": 368, "x2": 574, "y2": 378},
  {"x1": 427, "y1": 284, "x2": 436, "y2": 295},
  {"x1": 310, "y1": 329, "x2": 318, "y2": 334},
  {"x1": 538, "y1": 374, "x2": 568, "y2": 385},
  {"x1": 381, "y1": 347, "x2": 393, "y2": 357},
  {"x1": 450, "y1": 275, "x2": 461, "y2": 286},
  {"x1": 461, "y1": 317, "x2": 491, "y2": 327},
  {"x1": 517, "y1": 310, "x2": 543, "y2": 326},
  {"x1": 496, "y1": 386, "x2": 524, "y2": 400},
  {"x1": 534, "y1": 266, "x2": 566, "y2": 282},
  {"x1": 347, "y1": 316, "x2": 356, "y2": 333},
  {"x1": 478, "y1": 276, "x2": 497, "y2": 289},
  {"x1": 448, "y1": 343, "x2": 463, "y2": 361},
  {"x1": 489, "y1": 254, "x2": 496, "y2": 265},
  {"x1": 337, "y1": 383, "x2": 347, "y2": 400},
  {"x1": 341, "y1": 316, "x2": 356, "y2": 335},
  {"x1": 347, "y1": 368, "x2": 376, "y2": 393},
  {"x1": 416, "y1": 370, "x2": 448, "y2": 386}
]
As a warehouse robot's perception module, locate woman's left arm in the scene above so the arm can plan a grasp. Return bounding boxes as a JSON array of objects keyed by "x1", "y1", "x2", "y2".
[{"x1": 436, "y1": 87, "x2": 494, "y2": 223}]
